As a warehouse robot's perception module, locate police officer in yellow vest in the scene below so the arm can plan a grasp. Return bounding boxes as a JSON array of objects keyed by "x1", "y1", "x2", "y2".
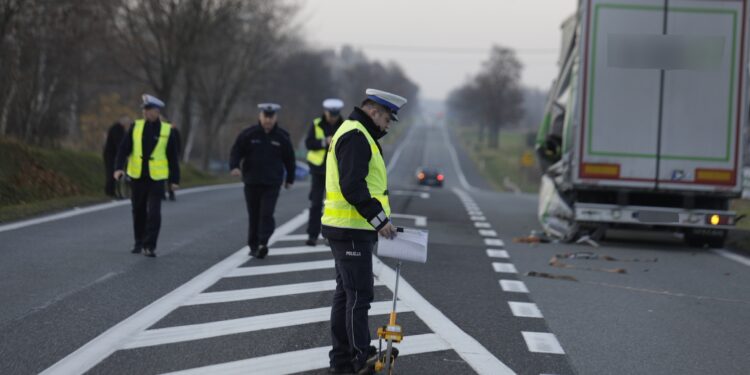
[
  {"x1": 114, "y1": 95, "x2": 180, "y2": 258},
  {"x1": 304, "y1": 98, "x2": 345, "y2": 246},
  {"x1": 322, "y1": 89, "x2": 406, "y2": 374}
]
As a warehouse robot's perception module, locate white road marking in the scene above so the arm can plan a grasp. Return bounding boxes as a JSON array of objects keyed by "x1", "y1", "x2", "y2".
[
  {"x1": 245, "y1": 245, "x2": 330, "y2": 257},
  {"x1": 0, "y1": 183, "x2": 244, "y2": 234},
  {"x1": 160, "y1": 333, "x2": 450, "y2": 375},
  {"x1": 40, "y1": 210, "x2": 309, "y2": 375},
  {"x1": 390, "y1": 213, "x2": 428, "y2": 227},
  {"x1": 124, "y1": 301, "x2": 410, "y2": 349},
  {"x1": 391, "y1": 190, "x2": 431, "y2": 199},
  {"x1": 187, "y1": 279, "x2": 386, "y2": 306},
  {"x1": 470, "y1": 216, "x2": 487, "y2": 221},
  {"x1": 226, "y1": 260, "x2": 335, "y2": 278},
  {"x1": 712, "y1": 249, "x2": 750, "y2": 267},
  {"x1": 485, "y1": 238, "x2": 505, "y2": 247},
  {"x1": 493, "y1": 262, "x2": 518, "y2": 274},
  {"x1": 467, "y1": 210, "x2": 483, "y2": 216},
  {"x1": 499, "y1": 280, "x2": 529, "y2": 293},
  {"x1": 474, "y1": 222, "x2": 492, "y2": 228},
  {"x1": 443, "y1": 129, "x2": 475, "y2": 191},
  {"x1": 486, "y1": 249, "x2": 509, "y2": 259},
  {"x1": 386, "y1": 123, "x2": 414, "y2": 173},
  {"x1": 508, "y1": 302, "x2": 543, "y2": 318},
  {"x1": 275, "y1": 234, "x2": 323, "y2": 242},
  {"x1": 372, "y1": 256, "x2": 515, "y2": 374},
  {"x1": 478, "y1": 229, "x2": 498, "y2": 237},
  {"x1": 521, "y1": 332, "x2": 565, "y2": 355}
]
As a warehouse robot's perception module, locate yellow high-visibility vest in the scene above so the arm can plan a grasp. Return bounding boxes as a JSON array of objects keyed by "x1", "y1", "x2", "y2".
[
  {"x1": 127, "y1": 119, "x2": 171, "y2": 181},
  {"x1": 306, "y1": 118, "x2": 326, "y2": 166},
  {"x1": 322, "y1": 120, "x2": 390, "y2": 230}
]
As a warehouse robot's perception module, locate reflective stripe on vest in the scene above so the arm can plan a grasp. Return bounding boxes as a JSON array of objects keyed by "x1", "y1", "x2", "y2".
[
  {"x1": 127, "y1": 120, "x2": 171, "y2": 181},
  {"x1": 321, "y1": 120, "x2": 390, "y2": 231},
  {"x1": 306, "y1": 118, "x2": 326, "y2": 166}
]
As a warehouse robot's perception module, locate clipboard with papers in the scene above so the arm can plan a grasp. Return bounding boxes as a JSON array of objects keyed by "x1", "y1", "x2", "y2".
[{"x1": 376, "y1": 227, "x2": 429, "y2": 263}]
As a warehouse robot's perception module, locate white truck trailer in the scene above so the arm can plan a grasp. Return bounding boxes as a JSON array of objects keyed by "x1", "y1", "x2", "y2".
[{"x1": 536, "y1": 0, "x2": 748, "y2": 247}]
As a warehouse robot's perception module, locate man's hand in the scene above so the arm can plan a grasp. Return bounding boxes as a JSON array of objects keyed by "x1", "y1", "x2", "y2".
[
  {"x1": 284, "y1": 182, "x2": 292, "y2": 189},
  {"x1": 230, "y1": 168, "x2": 241, "y2": 177},
  {"x1": 378, "y1": 222, "x2": 398, "y2": 240},
  {"x1": 171, "y1": 184, "x2": 179, "y2": 191},
  {"x1": 113, "y1": 170, "x2": 125, "y2": 180}
]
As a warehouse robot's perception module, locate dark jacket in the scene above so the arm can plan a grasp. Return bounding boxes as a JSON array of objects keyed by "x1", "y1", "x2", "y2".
[
  {"x1": 305, "y1": 114, "x2": 344, "y2": 174},
  {"x1": 229, "y1": 123, "x2": 296, "y2": 186},
  {"x1": 322, "y1": 107, "x2": 390, "y2": 242},
  {"x1": 103, "y1": 122, "x2": 126, "y2": 171},
  {"x1": 115, "y1": 120, "x2": 181, "y2": 184}
]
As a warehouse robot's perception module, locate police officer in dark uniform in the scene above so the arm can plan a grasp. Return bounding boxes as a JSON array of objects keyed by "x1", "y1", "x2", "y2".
[
  {"x1": 103, "y1": 117, "x2": 129, "y2": 198},
  {"x1": 322, "y1": 89, "x2": 407, "y2": 374},
  {"x1": 230, "y1": 103, "x2": 296, "y2": 259},
  {"x1": 304, "y1": 98, "x2": 345, "y2": 246},
  {"x1": 114, "y1": 95, "x2": 180, "y2": 258}
]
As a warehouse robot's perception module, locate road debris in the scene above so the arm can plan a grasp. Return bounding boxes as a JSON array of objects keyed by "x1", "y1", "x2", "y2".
[
  {"x1": 513, "y1": 230, "x2": 554, "y2": 244},
  {"x1": 526, "y1": 271, "x2": 578, "y2": 282},
  {"x1": 549, "y1": 254, "x2": 627, "y2": 274},
  {"x1": 575, "y1": 235, "x2": 600, "y2": 248},
  {"x1": 555, "y1": 252, "x2": 657, "y2": 263}
]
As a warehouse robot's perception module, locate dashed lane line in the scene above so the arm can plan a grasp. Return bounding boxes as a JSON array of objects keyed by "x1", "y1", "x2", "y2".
[
  {"x1": 487, "y1": 249, "x2": 509, "y2": 259},
  {"x1": 499, "y1": 280, "x2": 529, "y2": 294},
  {"x1": 521, "y1": 332, "x2": 565, "y2": 355},
  {"x1": 470, "y1": 216, "x2": 487, "y2": 221},
  {"x1": 123, "y1": 301, "x2": 412, "y2": 349},
  {"x1": 479, "y1": 229, "x2": 499, "y2": 237},
  {"x1": 475, "y1": 222, "x2": 492, "y2": 228},
  {"x1": 508, "y1": 302, "x2": 544, "y2": 319},
  {"x1": 485, "y1": 238, "x2": 505, "y2": 247},
  {"x1": 160, "y1": 333, "x2": 450, "y2": 375},
  {"x1": 493, "y1": 262, "x2": 519, "y2": 274}
]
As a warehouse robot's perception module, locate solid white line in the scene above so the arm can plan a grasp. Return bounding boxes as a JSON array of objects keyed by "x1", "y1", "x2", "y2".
[
  {"x1": 0, "y1": 183, "x2": 243, "y2": 234},
  {"x1": 712, "y1": 249, "x2": 750, "y2": 267},
  {"x1": 486, "y1": 249, "x2": 509, "y2": 259},
  {"x1": 386, "y1": 124, "x2": 414, "y2": 173},
  {"x1": 186, "y1": 279, "x2": 387, "y2": 306},
  {"x1": 275, "y1": 234, "x2": 323, "y2": 242},
  {"x1": 521, "y1": 332, "x2": 565, "y2": 355},
  {"x1": 442, "y1": 127, "x2": 474, "y2": 191},
  {"x1": 186, "y1": 280, "x2": 337, "y2": 306},
  {"x1": 40, "y1": 210, "x2": 309, "y2": 375},
  {"x1": 471, "y1": 216, "x2": 487, "y2": 222},
  {"x1": 256, "y1": 245, "x2": 330, "y2": 256},
  {"x1": 474, "y1": 222, "x2": 492, "y2": 228},
  {"x1": 226, "y1": 260, "x2": 335, "y2": 278},
  {"x1": 508, "y1": 302, "x2": 543, "y2": 318},
  {"x1": 493, "y1": 262, "x2": 518, "y2": 274},
  {"x1": 124, "y1": 301, "x2": 409, "y2": 349},
  {"x1": 485, "y1": 239, "x2": 505, "y2": 247},
  {"x1": 499, "y1": 280, "x2": 529, "y2": 293},
  {"x1": 479, "y1": 229, "x2": 498, "y2": 237},
  {"x1": 160, "y1": 333, "x2": 449, "y2": 375},
  {"x1": 373, "y1": 256, "x2": 515, "y2": 374},
  {"x1": 390, "y1": 213, "x2": 428, "y2": 227}
]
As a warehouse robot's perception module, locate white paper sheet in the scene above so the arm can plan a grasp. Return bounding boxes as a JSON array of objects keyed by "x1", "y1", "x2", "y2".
[{"x1": 376, "y1": 228, "x2": 429, "y2": 263}]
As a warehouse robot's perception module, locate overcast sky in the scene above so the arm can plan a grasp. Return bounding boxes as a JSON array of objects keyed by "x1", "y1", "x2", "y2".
[{"x1": 296, "y1": 0, "x2": 579, "y2": 100}]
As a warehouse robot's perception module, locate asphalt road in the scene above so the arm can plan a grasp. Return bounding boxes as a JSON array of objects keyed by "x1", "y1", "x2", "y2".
[{"x1": 1, "y1": 120, "x2": 750, "y2": 375}]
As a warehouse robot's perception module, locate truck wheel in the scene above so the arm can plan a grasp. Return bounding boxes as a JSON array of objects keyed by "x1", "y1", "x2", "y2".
[{"x1": 684, "y1": 229, "x2": 727, "y2": 248}]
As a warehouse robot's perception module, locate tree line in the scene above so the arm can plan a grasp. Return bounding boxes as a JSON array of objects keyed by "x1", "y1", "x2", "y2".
[{"x1": 0, "y1": 0, "x2": 419, "y2": 169}]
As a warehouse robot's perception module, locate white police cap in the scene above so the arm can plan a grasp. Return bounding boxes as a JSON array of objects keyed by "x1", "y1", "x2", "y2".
[
  {"x1": 142, "y1": 94, "x2": 165, "y2": 109},
  {"x1": 258, "y1": 103, "x2": 281, "y2": 114},
  {"x1": 322, "y1": 98, "x2": 344, "y2": 111},
  {"x1": 365, "y1": 88, "x2": 407, "y2": 121}
]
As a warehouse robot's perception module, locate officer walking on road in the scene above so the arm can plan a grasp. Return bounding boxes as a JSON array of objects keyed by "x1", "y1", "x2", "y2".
[
  {"x1": 305, "y1": 98, "x2": 345, "y2": 246},
  {"x1": 114, "y1": 95, "x2": 180, "y2": 257},
  {"x1": 230, "y1": 103, "x2": 296, "y2": 259},
  {"x1": 322, "y1": 89, "x2": 406, "y2": 374},
  {"x1": 103, "y1": 116, "x2": 130, "y2": 199}
]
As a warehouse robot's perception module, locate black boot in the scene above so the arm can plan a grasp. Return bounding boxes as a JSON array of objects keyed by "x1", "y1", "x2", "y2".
[
  {"x1": 305, "y1": 238, "x2": 317, "y2": 247},
  {"x1": 248, "y1": 246, "x2": 258, "y2": 257},
  {"x1": 257, "y1": 244, "x2": 269, "y2": 259},
  {"x1": 130, "y1": 247, "x2": 142, "y2": 254}
]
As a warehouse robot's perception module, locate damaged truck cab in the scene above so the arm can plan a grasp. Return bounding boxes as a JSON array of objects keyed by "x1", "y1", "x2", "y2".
[{"x1": 537, "y1": 0, "x2": 749, "y2": 247}]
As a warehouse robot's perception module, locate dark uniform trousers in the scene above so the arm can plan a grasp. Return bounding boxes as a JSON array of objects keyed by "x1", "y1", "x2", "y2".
[
  {"x1": 244, "y1": 184, "x2": 281, "y2": 250},
  {"x1": 329, "y1": 239, "x2": 376, "y2": 368},
  {"x1": 131, "y1": 179, "x2": 165, "y2": 250},
  {"x1": 307, "y1": 173, "x2": 326, "y2": 239}
]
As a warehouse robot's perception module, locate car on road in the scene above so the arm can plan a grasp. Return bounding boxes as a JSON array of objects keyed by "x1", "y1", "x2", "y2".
[{"x1": 416, "y1": 167, "x2": 444, "y2": 187}]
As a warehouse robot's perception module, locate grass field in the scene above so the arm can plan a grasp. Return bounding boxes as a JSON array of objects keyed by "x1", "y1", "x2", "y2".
[
  {"x1": 454, "y1": 126, "x2": 541, "y2": 193},
  {"x1": 0, "y1": 138, "x2": 232, "y2": 223}
]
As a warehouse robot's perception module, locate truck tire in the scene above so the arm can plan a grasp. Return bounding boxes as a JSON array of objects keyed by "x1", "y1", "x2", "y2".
[{"x1": 684, "y1": 229, "x2": 727, "y2": 248}]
